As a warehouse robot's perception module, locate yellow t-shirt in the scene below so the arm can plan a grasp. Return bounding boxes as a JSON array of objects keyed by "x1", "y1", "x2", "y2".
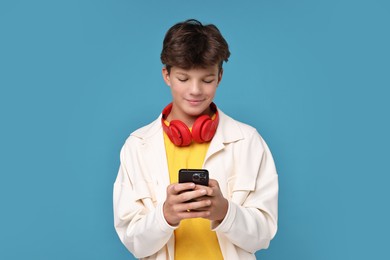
[{"x1": 163, "y1": 131, "x2": 223, "y2": 260}]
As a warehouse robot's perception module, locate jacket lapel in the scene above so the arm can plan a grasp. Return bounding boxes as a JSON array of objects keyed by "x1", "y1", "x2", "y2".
[
  {"x1": 133, "y1": 117, "x2": 171, "y2": 203},
  {"x1": 204, "y1": 109, "x2": 243, "y2": 165}
]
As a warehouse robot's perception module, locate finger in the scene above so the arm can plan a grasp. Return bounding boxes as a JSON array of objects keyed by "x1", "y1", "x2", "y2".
[
  {"x1": 190, "y1": 195, "x2": 209, "y2": 202},
  {"x1": 193, "y1": 184, "x2": 214, "y2": 197},
  {"x1": 178, "y1": 210, "x2": 210, "y2": 219},
  {"x1": 204, "y1": 179, "x2": 221, "y2": 196},
  {"x1": 192, "y1": 204, "x2": 212, "y2": 211},
  {"x1": 175, "y1": 196, "x2": 210, "y2": 212},
  {"x1": 170, "y1": 183, "x2": 196, "y2": 194},
  {"x1": 208, "y1": 179, "x2": 219, "y2": 188},
  {"x1": 178, "y1": 188, "x2": 207, "y2": 203}
]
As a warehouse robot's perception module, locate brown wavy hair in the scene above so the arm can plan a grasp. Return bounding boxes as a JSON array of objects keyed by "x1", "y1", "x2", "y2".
[{"x1": 161, "y1": 19, "x2": 230, "y2": 73}]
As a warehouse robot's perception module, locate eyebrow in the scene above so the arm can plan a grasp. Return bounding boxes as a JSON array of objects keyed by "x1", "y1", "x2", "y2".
[{"x1": 176, "y1": 72, "x2": 216, "y2": 77}]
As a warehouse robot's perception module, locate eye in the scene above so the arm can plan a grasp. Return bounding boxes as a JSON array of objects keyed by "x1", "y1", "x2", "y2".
[
  {"x1": 177, "y1": 78, "x2": 188, "y2": 82},
  {"x1": 203, "y1": 79, "x2": 214, "y2": 84}
]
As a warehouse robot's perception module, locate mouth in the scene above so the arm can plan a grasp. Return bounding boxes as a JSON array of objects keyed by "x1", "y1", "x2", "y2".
[{"x1": 186, "y1": 99, "x2": 204, "y2": 106}]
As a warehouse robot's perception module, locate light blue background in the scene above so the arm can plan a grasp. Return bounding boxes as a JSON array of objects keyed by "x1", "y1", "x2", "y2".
[{"x1": 1, "y1": 0, "x2": 389, "y2": 259}]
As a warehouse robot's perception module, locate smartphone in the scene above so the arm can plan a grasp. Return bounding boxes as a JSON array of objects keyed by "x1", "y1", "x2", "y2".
[{"x1": 179, "y1": 169, "x2": 209, "y2": 186}]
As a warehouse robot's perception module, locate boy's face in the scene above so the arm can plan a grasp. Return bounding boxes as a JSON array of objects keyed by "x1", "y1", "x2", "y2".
[{"x1": 162, "y1": 65, "x2": 222, "y2": 126}]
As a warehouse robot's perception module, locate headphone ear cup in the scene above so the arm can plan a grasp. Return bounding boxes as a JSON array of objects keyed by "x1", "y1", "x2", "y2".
[
  {"x1": 192, "y1": 115, "x2": 213, "y2": 143},
  {"x1": 161, "y1": 102, "x2": 219, "y2": 146},
  {"x1": 201, "y1": 119, "x2": 218, "y2": 142},
  {"x1": 169, "y1": 120, "x2": 192, "y2": 146}
]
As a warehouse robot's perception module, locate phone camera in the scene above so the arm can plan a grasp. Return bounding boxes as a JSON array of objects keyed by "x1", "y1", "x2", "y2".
[{"x1": 193, "y1": 173, "x2": 200, "y2": 181}]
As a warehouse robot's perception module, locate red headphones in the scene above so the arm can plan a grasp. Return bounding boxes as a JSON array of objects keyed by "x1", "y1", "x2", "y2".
[{"x1": 161, "y1": 102, "x2": 219, "y2": 147}]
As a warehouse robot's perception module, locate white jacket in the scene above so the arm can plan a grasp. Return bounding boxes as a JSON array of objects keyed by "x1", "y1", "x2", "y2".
[{"x1": 113, "y1": 109, "x2": 278, "y2": 259}]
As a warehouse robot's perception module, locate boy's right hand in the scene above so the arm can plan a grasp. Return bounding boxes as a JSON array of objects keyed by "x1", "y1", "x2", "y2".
[{"x1": 163, "y1": 182, "x2": 211, "y2": 226}]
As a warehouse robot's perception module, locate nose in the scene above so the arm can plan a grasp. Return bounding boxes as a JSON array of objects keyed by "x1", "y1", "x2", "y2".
[{"x1": 189, "y1": 80, "x2": 202, "y2": 95}]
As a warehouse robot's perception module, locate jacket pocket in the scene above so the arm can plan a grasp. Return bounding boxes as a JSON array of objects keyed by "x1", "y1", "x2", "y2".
[
  {"x1": 133, "y1": 180, "x2": 157, "y2": 209},
  {"x1": 227, "y1": 174, "x2": 256, "y2": 206}
]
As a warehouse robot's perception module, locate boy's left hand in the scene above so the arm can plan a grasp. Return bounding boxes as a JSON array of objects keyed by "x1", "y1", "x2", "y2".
[{"x1": 194, "y1": 179, "x2": 228, "y2": 222}]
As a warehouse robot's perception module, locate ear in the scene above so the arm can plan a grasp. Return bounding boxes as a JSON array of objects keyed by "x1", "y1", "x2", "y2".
[
  {"x1": 162, "y1": 67, "x2": 171, "y2": 86},
  {"x1": 217, "y1": 68, "x2": 224, "y2": 85}
]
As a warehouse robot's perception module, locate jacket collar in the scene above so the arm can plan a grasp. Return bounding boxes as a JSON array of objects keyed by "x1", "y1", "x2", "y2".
[
  {"x1": 205, "y1": 109, "x2": 243, "y2": 160},
  {"x1": 131, "y1": 108, "x2": 244, "y2": 149}
]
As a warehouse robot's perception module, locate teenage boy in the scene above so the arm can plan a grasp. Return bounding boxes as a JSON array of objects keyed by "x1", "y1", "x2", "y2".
[{"x1": 114, "y1": 19, "x2": 278, "y2": 260}]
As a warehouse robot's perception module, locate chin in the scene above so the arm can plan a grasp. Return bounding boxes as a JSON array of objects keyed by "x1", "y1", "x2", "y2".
[{"x1": 185, "y1": 105, "x2": 210, "y2": 117}]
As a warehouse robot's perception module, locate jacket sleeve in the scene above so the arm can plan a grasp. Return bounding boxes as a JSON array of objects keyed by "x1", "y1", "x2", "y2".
[
  {"x1": 113, "y1": 139, "x2": 176, "y2": 258},
  {"x1": 211, "y1": 130, "x2": 279, "y2": 253}
]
